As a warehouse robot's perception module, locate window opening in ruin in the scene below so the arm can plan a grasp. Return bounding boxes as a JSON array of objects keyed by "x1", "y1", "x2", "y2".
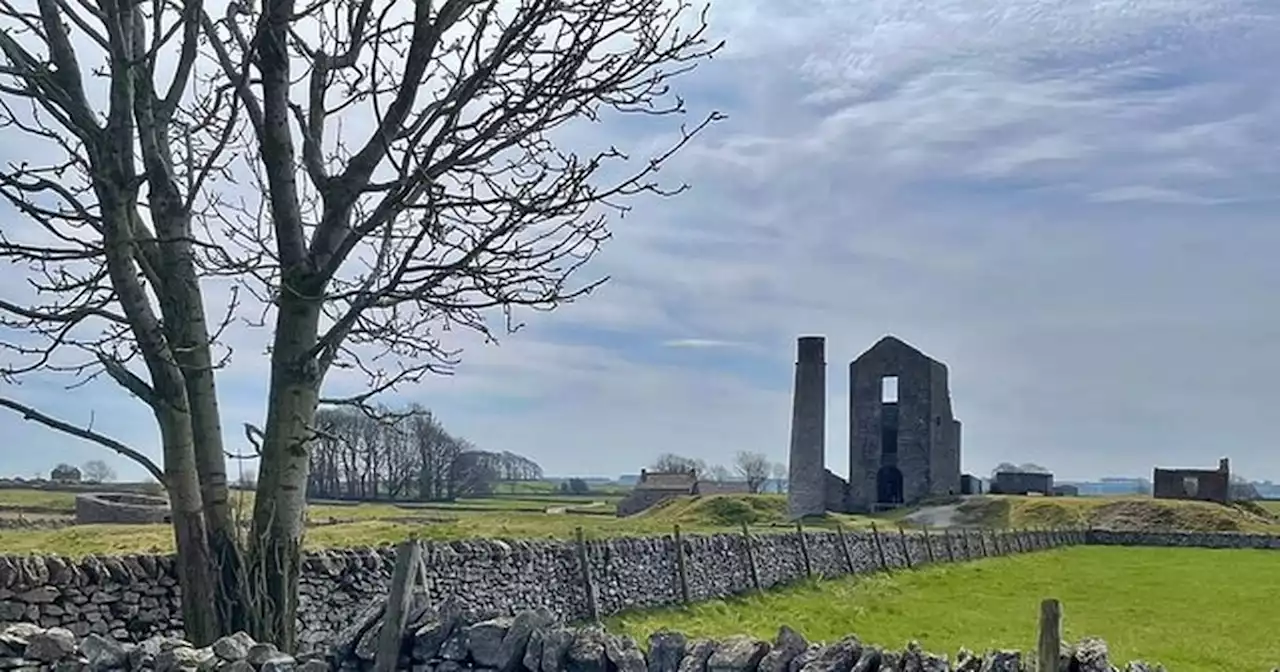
[
  {"x1": 882, "y1": 425, "x2": 898, "y2": 457},
  {"x1": 881, "y1": 375, "x2": 899, "y2": 403},
  {"x1": 1182, "y1": 477, "x2": 1199, "y2": 497}
]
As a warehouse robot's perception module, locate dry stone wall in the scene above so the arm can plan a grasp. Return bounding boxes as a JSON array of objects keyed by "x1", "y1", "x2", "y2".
[
  {"x1": 0, "y1": 528, "x2": 1080, "y2": 653},
  {"x1": 3, "y1": 526, "x2": 1277, "y2": 657},
  {"x1": 0, "y1": 608, "x2": 1180, "y2": 672},
  {"x1": 1085, "y1": 529, "x2": 1280, "y2": 548}
]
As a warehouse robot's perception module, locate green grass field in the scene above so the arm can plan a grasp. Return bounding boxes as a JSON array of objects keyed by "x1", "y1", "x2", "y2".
[
  {"x1": 0, "y1": 490, "x2": 863, "y2": 556},
  {"x1": 606, "y1": 546, "x2": 1279, "y2": 672},
  {"x1": 3, "y1": 485, "x2": 1278, "y2": 559}
]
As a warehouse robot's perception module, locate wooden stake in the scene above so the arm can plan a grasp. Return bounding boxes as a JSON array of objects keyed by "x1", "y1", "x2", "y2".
[
  {"x1": 835, "y1": 522, "x2": 855, "y2": 574},
  {"x1": 742, "y1": 522, "x2": 762, "y2": 590},
  {"x1": 574, "y1": 527, "x2": 600, "y2": 622},
  {"x1": 870, "y1": 522, "x2": 889, "y2": 570},
  {"x1": 1038, "y1": 599, "x2": 1062, "y2": 672},
  {"x1": 374, "y1": 540, "x2": 422, "y2": 672},
  {"x1": 795, "y1": 520, "x2": 813, "y2": 577},
  {"x1": 897, "y1": 525, "x2": 913, "y2": 568},
  {"x1": 673, "y1": 524, "x2": 690, "y2": 603}
]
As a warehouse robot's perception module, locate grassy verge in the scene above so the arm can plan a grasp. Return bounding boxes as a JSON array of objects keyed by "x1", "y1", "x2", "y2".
[
  {"x1": 606, "y1": 546, "x2": 1278, "y2": 672},
  {"x1": 950, "y1": 495, "x2": 1280, "y2": 533}
]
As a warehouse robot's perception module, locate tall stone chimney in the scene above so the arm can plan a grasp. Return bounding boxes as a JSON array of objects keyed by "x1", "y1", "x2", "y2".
[{"x1": 788, "y1": 336, "x2": 826, "y2": 519}]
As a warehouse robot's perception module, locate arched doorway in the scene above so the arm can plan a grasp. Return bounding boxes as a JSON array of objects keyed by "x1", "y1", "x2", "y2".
[{"x1": 876, "y1": 466, "x2": 904, "y2": 505}]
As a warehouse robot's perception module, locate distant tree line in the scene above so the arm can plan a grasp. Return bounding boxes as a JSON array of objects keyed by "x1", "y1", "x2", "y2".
[
  {"x1": 307, "y1": 405, "x2": 543, "y2": 501},
  {"x1": 649, "y1": 451, "x2": 788, "y2": 494}
]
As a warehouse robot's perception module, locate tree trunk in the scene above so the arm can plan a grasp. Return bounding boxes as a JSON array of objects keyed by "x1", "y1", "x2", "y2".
[
  {"x1": 153, "y1": 218, "x2": 247, "y2": 635},
  {"x1": 248, "y1": 293, "x2": 322, "y2": 650},
  {"x1": 156, "y1": 408, "x2": 222, "y2": 647}
]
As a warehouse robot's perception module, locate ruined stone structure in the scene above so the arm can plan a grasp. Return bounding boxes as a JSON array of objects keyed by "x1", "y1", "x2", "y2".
[
  {"x1": 787, "y1": 336, "x2": 826, "y2": 519},
  {"x1": 73, "y1": 493, "x2": 170, "y2": 525},
  {"x1": 960, "y1": 474, "x2": 983, "y2": 495},
  {"x1": 787, "y1": 335, "x2": 962, "y2": 516},
  {"x1": 990, "y1": 471, "x2": 1054, "y2": 496},
  {"x1": 1152, "y1": 458, "x2": 1230, "y2": 504}
]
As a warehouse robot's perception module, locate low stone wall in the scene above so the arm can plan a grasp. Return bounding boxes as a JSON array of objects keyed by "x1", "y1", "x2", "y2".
[
  {"x1": 0, "y1": 608, "x2": 1172, "y2": 672},
  {"x1": 1085, "y1": 529, "x2": 1280, "y2": 549},
  {"x1": 3, "y1": 526, "x2": 1277, "y2": 655},
  {"x1": 74, "y1": 494, "x2": 171, "y2": 525},
  {"x1": 0, "y1": 528, "x2": 1081, "y2": 653}
]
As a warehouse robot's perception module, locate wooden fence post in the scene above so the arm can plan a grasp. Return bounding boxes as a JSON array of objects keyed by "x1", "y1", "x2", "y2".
[
  {"x1": 922, "y1": 525, "x2": 937, "y2": 563},
  {"x1": 795, "y1": 521, "x2": 813, "y2": 578},
  {"x1": 1038, "y1": 599, "x2": 1062, "y2": 672},
  {"x1": 742, "y1": 522, "x2": 762, "y2": 590},
  {"x1": 673, "y1": 524, "x2": 690, "y2": 603},
  {"x1": 977, "y1": 529, "x2": 989, "y2": 557},
  {"x1": 835, "y1": 522, "x2": 855, "y2": 574},
  {"x1": 374, "y1": 540, "x2": 423, "y2": 672},
  {"x1": 942, "y1": 528, "x2": 956, "y2": 562},
  {"x1": 869, "y1": 523, "x2": 889, "y2": 570},
  {"x1": 574, "y1": 527, "x2": 600, "y2": 622},
  {"x1": 897, "y1": 525, "x2": 913, "y2": 568}
]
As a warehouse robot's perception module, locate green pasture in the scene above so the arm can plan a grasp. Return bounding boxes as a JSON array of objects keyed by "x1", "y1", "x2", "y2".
[{"x1": 607, "y1": 546, "x2": 1279, "y2": 672}]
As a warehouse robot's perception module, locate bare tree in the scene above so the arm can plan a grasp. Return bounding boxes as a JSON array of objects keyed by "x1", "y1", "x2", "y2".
[
  {"x1": 651, "y1": 453, "x2": 706, "y2": 475},
  {"x1": 707, "y1": 464, "x2": 731, "y2": 483},
  {"x1": 82, "y1": 460, "x2": 118, "y2": 484},
  {"x1": 0, "y1": 0, "x2": 244, "y2": 644},
  {"x1": 771, "y1": 462, "x2": 788, "y2": 493},
  {"x1": 734, "y1": 451, "x2": 770, "y2": 493},
  {"x1": 307, "y1": 404, "x2": 540, "y2": 502},
  {"x1": 50, "y1": 463, "x2": 81, "y2": 483},
  {"x1": 0, "y1": 0, "x2": 719, "y2": 648}
]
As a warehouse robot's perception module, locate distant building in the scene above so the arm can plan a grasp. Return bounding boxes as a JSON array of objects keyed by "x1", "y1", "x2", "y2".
[
  {"x1": 615, "y1": 469, "x2": 751, "y2": 517},
  {"x1": 1052, "y1": 484, "x2": 1079, "y2": 497},
  {"x1": 990, "y1": 471, "x2": 1053, "y2": 496},
  {"x1": 1152, "y1": 458, "x2": 1230, "y2": 504},
  {"x1": 960, "y1": 474, "x2": 984, "y2": 495}
]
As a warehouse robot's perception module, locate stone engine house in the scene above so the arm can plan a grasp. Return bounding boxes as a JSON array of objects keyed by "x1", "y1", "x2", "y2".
[{"x1": 788, "y1": 334, "x2": 962, "y2": 517}]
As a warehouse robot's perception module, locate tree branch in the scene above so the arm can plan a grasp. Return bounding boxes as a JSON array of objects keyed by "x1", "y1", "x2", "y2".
[{"x1": 0, "y1": 396, "x2": 166, "y2": 485}]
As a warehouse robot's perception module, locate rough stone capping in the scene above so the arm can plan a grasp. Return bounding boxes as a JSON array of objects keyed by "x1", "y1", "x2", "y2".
[
  {"x1": 73, "y1": 493, "x2": 171, "y2": 525},
  {"x1": 0, "y1": 527, "x2": 1275, "y2": 651},
  {"x1": 0, "y1": 607, "x2": 1189, "y2": 672}
]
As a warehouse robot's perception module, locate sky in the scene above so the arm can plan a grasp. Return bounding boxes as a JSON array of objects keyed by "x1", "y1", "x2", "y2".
[{"x1": 2, "y1": 0, "x2": 1280, "y2": 484}]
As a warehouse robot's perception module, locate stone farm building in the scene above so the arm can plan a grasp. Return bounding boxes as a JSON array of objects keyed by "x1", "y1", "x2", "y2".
[
  {"x1": 1153, "y1": 458, "x2": 1231, "y2": 504},
  {"x1": 615, "y1": 469, "x2": 751, "y2": 517}
]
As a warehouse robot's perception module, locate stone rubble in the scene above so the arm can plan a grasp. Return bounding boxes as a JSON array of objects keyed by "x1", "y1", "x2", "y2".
[{"x1": 0, "y1": 606, "x2": 1263, "y2": 672}]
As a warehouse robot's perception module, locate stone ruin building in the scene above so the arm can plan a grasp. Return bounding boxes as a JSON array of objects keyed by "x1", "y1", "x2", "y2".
[
  {"x1": 1152, "y1": 457, "x2": 1230, "y2": 504},
  {"x1": 74, "y1": 492, "x2": 172, "y2": 524},
  {"x1": 788, "y1": 335, "x2": 962, "y2": 518}
]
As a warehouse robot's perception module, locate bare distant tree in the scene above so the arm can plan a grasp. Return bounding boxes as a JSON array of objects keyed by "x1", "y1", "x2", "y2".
[
  {"x1": 651, "y1": 453, "x2": 707, "y2": 475},
  {"x1": 707, "y1": 464, "x2": 732, "y2": 483},
  {"x1": 308, "y1": 405, "x2": 540, "y2": 502},
  {"x1": 1229, "y1": 474, "x2": 1260, "y2": 501},
  {"x1": 82, "y1": 460, "x2": 117, "y2": 484},
  {"x1": 734, "y1": 451, "x2": 771, "y2": 493},
  {"x1": 0, "y1": 0, "x2": 719, "y2": 647},
  {"x1": 771, "y1": 462, "x2": 789, "y2": 493},
  {"x1": 50, "y1": 464, "x2": 81, "y2": 483}
]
